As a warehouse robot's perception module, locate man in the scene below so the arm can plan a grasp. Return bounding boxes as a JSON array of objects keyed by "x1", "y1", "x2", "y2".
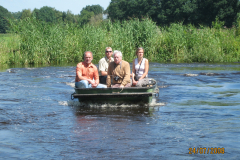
[
  {"x1": 75, "y1": 51, "x2": 107, "y2": 88},
  {"x1": 98, "y1": 47, "x2": 114, "y2": 84},
  {"x1": 106, "y1": 50, "x2": 131, "y2": 88}
]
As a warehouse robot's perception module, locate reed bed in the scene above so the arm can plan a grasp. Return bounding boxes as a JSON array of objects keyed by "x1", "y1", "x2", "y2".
[
  {"x1": 0, "y1": 34, "x2": 20, "y2": 65},
  {"x1": 1, "y1": 18, "x2": 240, "y2": 65}
]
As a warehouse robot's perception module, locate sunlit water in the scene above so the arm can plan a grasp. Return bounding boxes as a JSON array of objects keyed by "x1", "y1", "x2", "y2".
[{"x1": 0, "y1": 63, "x2": 240, "y2": 159}]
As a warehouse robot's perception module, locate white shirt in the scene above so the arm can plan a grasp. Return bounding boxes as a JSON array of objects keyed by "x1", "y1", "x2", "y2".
[
  {"x1": 98, "y1": 56, "x2": 114, "y2": 76},
  {"x1": 134, "y1": 58, "x2": 148, "y2": 78}
]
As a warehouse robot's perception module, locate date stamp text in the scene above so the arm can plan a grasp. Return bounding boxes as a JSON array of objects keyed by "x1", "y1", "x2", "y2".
[{"x1": 189, "y1": 148, "x2": 225, "y2": 154}]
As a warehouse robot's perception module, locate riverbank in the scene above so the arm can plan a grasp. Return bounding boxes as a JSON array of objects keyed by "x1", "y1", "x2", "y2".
[{"x1": 1, "y1": 18, "x2": 240, "y2": 65}]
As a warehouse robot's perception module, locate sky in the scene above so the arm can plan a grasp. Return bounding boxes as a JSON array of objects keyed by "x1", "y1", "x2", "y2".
[{"x1": 0, "y1": 0, "x2": 111, "y2": 15}]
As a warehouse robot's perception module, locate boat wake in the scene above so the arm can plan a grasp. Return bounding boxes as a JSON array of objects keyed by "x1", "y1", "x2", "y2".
[{"x1": 58, "y1": 99, "x2": 165, "y2": 108}]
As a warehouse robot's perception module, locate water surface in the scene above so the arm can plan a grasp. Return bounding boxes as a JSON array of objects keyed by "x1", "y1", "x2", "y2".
[{"x1": 0, "y1": 63, "x2": 240, "y2": 159}]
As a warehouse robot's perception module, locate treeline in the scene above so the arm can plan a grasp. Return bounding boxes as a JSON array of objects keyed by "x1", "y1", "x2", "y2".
[
  {"x1": 107, "y1": 0, "x2": 240, "y2": 27},
  {"x1": 0, "y1": 4, "x2": 104, "y2": 33},
  {"x1": 1, "y1": 0, "x2": 240, "y2": 33}
]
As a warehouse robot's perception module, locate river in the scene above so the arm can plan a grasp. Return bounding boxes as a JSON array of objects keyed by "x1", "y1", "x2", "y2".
[{"x1": 0, "y1": 63, "x2": 239, "y2": 159}]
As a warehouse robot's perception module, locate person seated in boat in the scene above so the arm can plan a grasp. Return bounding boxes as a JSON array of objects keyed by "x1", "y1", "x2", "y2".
[
  {"x1": 132, "y1": 47, "x2": 149, "y2": 87},
  {"x1": 98, "y1": 47, "x2": 114, "y2": 84},
  {"x1": 106, "y1": 50, "x2": 131, "y2": 88},
  {"x1": 75, "y1": 51, "x2": 107, "y2": 88}
]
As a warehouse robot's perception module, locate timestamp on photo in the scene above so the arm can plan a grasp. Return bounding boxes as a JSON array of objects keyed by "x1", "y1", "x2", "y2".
[{"x1": 189, "y1": 147, "x2": 225, "y2": 154}]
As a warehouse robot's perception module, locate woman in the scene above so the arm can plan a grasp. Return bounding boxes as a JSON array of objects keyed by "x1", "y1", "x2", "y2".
[{"x1": 132, "y1": 47, "x2": 149, "y2": 87}]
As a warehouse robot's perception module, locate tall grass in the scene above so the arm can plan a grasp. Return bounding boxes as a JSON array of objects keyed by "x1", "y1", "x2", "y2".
[
  {"x1": 159, "y1": 23, "x2": 240, "y2": 62},
  {"x1": 1, "y1": 17, "x2": 240, "y2": 65},
  {"x1": 0, "y1": 34, "x2": 20, "y2": 65}
]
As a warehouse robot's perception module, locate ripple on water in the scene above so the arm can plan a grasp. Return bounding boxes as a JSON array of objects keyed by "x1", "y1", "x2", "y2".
[{"x1": 0, "y1": 63, "x2": 240, "y2": 159}]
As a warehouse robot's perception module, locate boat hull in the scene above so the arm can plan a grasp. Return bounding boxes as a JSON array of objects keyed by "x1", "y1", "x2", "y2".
[{"x1": 72, "y1": 79, "x2": 158, "y2": 104}]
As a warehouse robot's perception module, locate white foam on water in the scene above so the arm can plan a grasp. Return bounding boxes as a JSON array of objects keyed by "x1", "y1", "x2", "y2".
[
  {"x1": 184, "y1": 73, "x2": 198, "y2": 77},
  {"x1": 58, "y1": 99, "x2": 165, "y2": 108},
  {"x1": 58, "y1": 100, "x2": 80, "y2": 106},
  {"x1": 65, "y1": 82, "x2": 75, "y2": 88}
]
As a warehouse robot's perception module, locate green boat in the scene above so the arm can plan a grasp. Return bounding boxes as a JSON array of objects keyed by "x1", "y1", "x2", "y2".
[{"x1": 71, "y1": 78, "x2": 159, "y2": 104}]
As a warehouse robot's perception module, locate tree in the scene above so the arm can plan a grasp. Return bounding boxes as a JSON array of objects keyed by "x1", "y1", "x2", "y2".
[
  {"x1": 55, "y1": 10, "x2": 63, "y2": 22},
  {"x1": 89, "y1": 14, "x2": 103, "y2": 26},
  {"x1": 82, "y1": 5, "x2": 104, "y2": 15},
  {"x1": 37, "y1": 6, "x2": 57, "y2": 23},
  {"x1": 63, "y1": 10, "x2": 77, "y2": 23},
  {"x1": 0, "y1": 5, "x2": 12, "y2": 33},
  {"x1": 106, "y1": 0, "x2": 240, "y2": 27},
  {"x1": 196, "y1": 0, "x2": 240, "y2": 27},
  {"x1": 78, "y1": 10, "x2": 94, "y2": 25},
  {"x1": 32, "y1": 8, "x2": 40, "y2": 19},
  {"x1": 21, "y1": 9, "x2": 32, "y2": 19},
  {"x1": 78, "y1": 5, "x2": 104, "y2": 25},
  {"x1": 156, "y1": 0, "x2": 199, "y2": 25},
  {"x1": 12, "y1": 11, "x2": 22, "y2": 19},
  {"x1": 106, "y1": 0, "x2": 159, "y2": 21}
]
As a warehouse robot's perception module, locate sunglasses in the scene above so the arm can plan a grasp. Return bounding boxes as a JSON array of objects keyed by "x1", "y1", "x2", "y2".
[{"x1": 106, "y1": 51, "x2": 112, "y2": 53}]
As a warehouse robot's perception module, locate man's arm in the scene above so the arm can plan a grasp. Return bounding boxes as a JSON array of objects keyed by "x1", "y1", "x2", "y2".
[
  {"x1": 94, "y1": 70, "x2": 99, "y2": 85},
  {"x1": 121, "y1": 62, "x2": 130, "y2": 87},
  {"x1": 77, "y1": 69, "x2": 93, "y2": 83},
  {"x1": 106, "y1": 63, "x2": 113, "y2": 88},
  {"x1": 76, "y1": 64, "x2": 89, "y2": 81},
  {"x1": 92, "y1": 67, "x2": 100, "y2": 88},
  {"x1": 131, "y1": 59, "x2": 138, "y2": 85}
]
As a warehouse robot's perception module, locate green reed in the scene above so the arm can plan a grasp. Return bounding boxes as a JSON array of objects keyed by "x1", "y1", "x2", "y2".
[
  {"x1": 158, "y1": 23, "x2": 240, "y2": 62},
  {"x1": 1, "y1": 17, "x2": 240, "y2": 65},
  {"x1": 0, "y1": 34, "x2": 20, "y2": 65}
]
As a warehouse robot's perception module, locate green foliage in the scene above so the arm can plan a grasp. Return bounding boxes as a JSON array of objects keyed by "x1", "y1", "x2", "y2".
[
  {"x1": 1, "y1": 4, "x2": 107, "y2": 33},
  {"x1": 2, "y1": 18, "x2": 240, "y2": 65},
  {"x1": 196, "y1": 0, "x2": 239, "y2": 27},
  {"x1": 62, "y1": 10, "x2": 78, "y2": 23},
  {"x1": 21, "y1": 9, "x2": 32, "y2": 19},
  {"x1": 89, "y1": 14, "x2": 104, "y2": 26},
  {"x1": 78, "y1": 10, "x2": 94, "y2": 26},
  {"x1": 158, "y1": 22, "x2": 240, "y2": 62},
  {"x1": 107, "y1": 0, "x2": 240, "y2": 27},
  {"x1": 32, "y1": 8, "x2": 40, "y2": 19},
  {"x1": 35, "y1": 6, "x2": 58, "y2": 23},
  {"x1": 79, "y1": 5, "x2": 104, "y2": 26},
  {"x1": 0, "y1": 5, "x2": 13, "y2": 33},
  {"x1": 6, "y1": 18, "x2": 159, "y2": 64},
  {"x1": 12, "y1": 11, "x2": 22, "y2": 19},
  {"x1": 212, "y1": 17, "x2": 225, "y2": 29},
  {"x1": 107, "y1": 0, "x2": 158, "y2": 21},
  {"x1": 236, "y1": 19, "x2": 240, "y2": 37},
  {"x1": 81, "y1": 5, "x2": 104, "y2": 15},
  {"x1": 0, "y1": 34, "x2": 20, "y2": 64}
]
